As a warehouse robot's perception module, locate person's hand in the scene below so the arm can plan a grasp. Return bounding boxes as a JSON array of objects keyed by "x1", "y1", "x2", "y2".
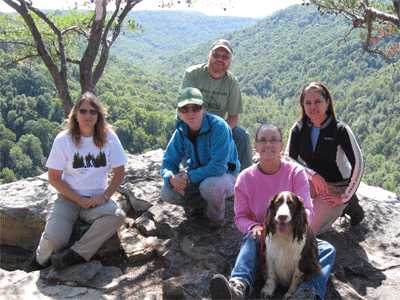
[
  {"x1": 247, "y1": 225, "x2": 264, "y2": 239},
  {"x1": 169, "y1": 172, "x2": 189, "y2": 196},
  {"x1": 323, "y1": 193, "x2": 343, "y2": 208},
  {"x1": 311, "y1": 173, "x2": 328, "y2": 194},
  {"x1": 80, "y1": 194, "x2": 107, "y2": 209}
]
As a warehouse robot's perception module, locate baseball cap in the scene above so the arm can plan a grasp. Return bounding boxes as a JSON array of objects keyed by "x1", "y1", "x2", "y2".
[
  {"x1": 177, "y1": 87, "x2": 204, "y2": 107},
  {"x1": 211, "y1": 39, "x2": 233, "y2": 55}
]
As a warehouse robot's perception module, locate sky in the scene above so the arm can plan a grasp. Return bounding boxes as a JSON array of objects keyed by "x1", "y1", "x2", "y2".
[{"x1": 0, "y1": 0, "x2": 301, "y2": 18}]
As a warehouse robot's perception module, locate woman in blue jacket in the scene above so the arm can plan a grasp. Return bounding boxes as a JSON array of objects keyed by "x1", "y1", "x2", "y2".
[{"x1": 161, "y1": 87, "x2": 240, "y2": 230}]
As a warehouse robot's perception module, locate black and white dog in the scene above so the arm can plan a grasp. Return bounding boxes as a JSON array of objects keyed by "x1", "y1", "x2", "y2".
[{"x1": 261, "y1": 192, "x2": 321, "y2": 299}]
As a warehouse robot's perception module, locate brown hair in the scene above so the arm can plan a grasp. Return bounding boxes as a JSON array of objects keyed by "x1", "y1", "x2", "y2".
[
  {"x1": 299, "y1": 82, "x2": 336, "y2": 120},
  {"x1": 63, "y1": 92, "x2": 112, "y2": 148},
  {"x1": 255, "y1": 124, "x2": 283, "y2": 143}
]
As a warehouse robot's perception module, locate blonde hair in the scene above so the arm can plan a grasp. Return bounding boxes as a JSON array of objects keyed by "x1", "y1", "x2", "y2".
[{"x1": 64, "y1": 92, "x2": 112, "y2": 148}]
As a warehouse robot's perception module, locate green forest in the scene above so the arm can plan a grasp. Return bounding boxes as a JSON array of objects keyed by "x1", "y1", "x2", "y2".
[{"x1": 0, "y1": 5, "x2": 399, "y2": 194}]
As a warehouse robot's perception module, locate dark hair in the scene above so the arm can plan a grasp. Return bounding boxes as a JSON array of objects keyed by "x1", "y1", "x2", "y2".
[
  {"x1": 63, "y1": 92, "x2": 112, "y2": 148},
  {"x1": 255, "y1": 124, "x2": 283, "y2": 143},
  {"x1": 299, "y1": 82, "x2": 336, "y2": 120}
]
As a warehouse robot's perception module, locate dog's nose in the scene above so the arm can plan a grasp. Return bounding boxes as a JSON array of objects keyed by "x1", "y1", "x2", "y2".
[{"x1": 277, "y1": 215, "x2": 288, "y2": 222}]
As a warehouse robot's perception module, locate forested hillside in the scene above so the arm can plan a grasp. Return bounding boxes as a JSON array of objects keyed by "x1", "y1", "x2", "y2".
[
  {"x1": 0, "y1": 5, "x2": 399, "y2": 194},
  {"x1": 113, "y1": 10, "x2": 257, "y2": 68}
]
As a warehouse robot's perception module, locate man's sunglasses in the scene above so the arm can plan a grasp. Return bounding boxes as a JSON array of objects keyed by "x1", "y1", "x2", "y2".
[
  {"x1": 78, "y1": 108, "x2": 98, "y2": 115},
  {"x1": 212, "y1": 52, "x2": 230, "y2": 61},
  {"x1": 178, "y1": 104, "x2": 203, "y2": 114}
]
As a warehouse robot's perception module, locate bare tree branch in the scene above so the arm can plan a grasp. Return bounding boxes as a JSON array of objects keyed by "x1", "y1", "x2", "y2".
[
  {"x1": 303, "y1": 0, "x2": 400, "y2": 62},
  {"x1": 0, "y1": 39, "x2": 36, "y2": 47},
  {"x1": 1, "y1": 53, "x2": 39, "y2": 67}
]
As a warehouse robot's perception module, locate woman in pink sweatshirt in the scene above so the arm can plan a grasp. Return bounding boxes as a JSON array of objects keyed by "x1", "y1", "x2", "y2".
[{"x1": 209, "y1": 124, "x2": 336, "y2": 300}]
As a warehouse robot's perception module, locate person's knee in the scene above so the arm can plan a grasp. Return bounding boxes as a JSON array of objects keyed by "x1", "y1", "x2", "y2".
[
  {"x1": 233, "y1": 126, "x2": 251, "y2": 143},
  {"x1": 200, "y1": 177, "x2": 230, "y2": 202},
  {"x1": 115, "y1": 208, "x2": 126, "y2": 228},
  {"x1": 42, "y1": 231, "x2": 68, "y2": 253},
  {"x1": 200, "y1": 185, "x2": 223, "y2": 202},
  {"x1": 160, "y1": 184, "x2": 184, "y2": 206},
  {"x1": 319, "y1": 241, "x2": 336, "y2": 258},
  {"x1": 160, "y1": 185, "x2": 172, "y2": 202}
]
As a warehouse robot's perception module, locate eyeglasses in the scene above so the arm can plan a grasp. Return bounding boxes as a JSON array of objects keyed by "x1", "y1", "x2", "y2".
[
  {"x1": 78, "y1": 108, "x2": 98, "y2": 116},
  {"x1": 178, "y1": 104, "x2": 203, "y2": 114},
  {"x1": 256, "y1": 138, "x2": 281, "y2": 145},
  {"x1": 212, "y1": 52, "x2": 231, "y2": 61}
]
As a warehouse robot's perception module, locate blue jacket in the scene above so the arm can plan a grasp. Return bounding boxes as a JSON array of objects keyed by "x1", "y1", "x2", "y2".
[{"x1": 161, "y1": 113, "x2": 240, "y2": 186}]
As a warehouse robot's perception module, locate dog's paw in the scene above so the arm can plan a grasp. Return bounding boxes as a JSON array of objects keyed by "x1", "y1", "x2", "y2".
[
  {"x1": 283, "y1": 291, "x2": 295, "y2": 300},
  {"x1": 260, "y1": 286, "x2": 274, "y2": 299}
]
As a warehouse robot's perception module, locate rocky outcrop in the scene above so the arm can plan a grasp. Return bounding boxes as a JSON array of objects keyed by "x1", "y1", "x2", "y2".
[{"x1": 1, "y1": 149, "x2": 400, "y2": 299}]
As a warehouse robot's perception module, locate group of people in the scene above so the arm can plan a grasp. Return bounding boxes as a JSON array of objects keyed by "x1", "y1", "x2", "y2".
[
  {"x1": 161, "y1": 39, "x2": 364, "y2": 300},
  {"x1": 23, "y1": 39, "x2": 364, "y2": 300}
]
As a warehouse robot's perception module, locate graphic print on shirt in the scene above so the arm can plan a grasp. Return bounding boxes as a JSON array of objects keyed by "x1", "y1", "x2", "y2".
[
  {"x1": 198, "y1": 89, "x2": 226, "y2": 111},
  {"x1": 72, "y1": 151, "x2": 107, "y2": 169},
  {"x1": 207, "y1": 95, "x2": 221, "y2": 110}
]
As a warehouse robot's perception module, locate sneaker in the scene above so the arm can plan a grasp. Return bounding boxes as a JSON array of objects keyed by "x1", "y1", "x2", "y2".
[
  {"x1": 209, "y1": 274, "x2": 246, "y2": 300},
  {"x1": 289, "y1": 287, "x2": 317, "y2": 300},
  {"x1": 209, "y1": 219, "x2": 226, "y2": 230},
  {"x1": 23, "y1": 251, "x2": 48, "y2": 272},
  {"x1": 343, "y1": 194, "x2": 364, "y2": 225},
  {"x1": 52, "y1": 248, "x2": 86, "y2": 271}
]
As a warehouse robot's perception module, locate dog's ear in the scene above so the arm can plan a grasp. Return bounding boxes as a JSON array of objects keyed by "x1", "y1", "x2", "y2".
[
  {"x1": 265, "y1": 194, "x2": 277, "y2": 235},
  {"x1": 292, "y1": 194, "x2": 309, "y2": 242}
]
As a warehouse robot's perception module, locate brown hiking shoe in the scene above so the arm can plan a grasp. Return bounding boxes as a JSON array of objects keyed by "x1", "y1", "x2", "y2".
[
  {"x1": 209, "y1": 219, "x2": 226, "y2": 230},
  {"x1": 343, "y1": 194, "x2": 364, "y2": 225},
  {"x1": 209, "y1": 274, "x2": 247, "y2": 299},
  {"x1": 52, "y1": 248, "x2": 86, "y2": 271},
  {"x1": 23, "y1": 251, "x2": 48, "y2": 272}
]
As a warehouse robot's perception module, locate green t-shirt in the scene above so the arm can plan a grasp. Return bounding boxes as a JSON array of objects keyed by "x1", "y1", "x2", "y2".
[{"x1": 181, "y1": 63, "x2": 243, "y2": 119}]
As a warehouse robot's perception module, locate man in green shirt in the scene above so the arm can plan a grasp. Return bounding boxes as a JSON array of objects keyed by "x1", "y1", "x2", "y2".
[{"x1": 181, "y1": 39, "x2": 252, "y2": 172}]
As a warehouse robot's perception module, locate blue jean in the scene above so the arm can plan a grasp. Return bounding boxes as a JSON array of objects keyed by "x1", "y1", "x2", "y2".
[
  {"x1": 232, "y1": 125, "x2": 252, "y2": 172},
  {"x1": 231, "y1": 236, "x2": 335, "y2": 299},
  {"x1": 299, "y1": 240, "x2": 336, "y2": 300},
  {"x1": 231, "y1": 234, "x2": 261, "y2": 295}
]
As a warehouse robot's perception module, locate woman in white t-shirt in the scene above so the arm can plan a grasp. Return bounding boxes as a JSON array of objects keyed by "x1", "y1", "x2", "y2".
[{"x1": 23, "y1": 92, "x2": 128, "y2": 272}]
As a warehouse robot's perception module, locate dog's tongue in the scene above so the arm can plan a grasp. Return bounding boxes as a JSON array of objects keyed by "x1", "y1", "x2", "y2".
[{"x1": 278, "y1": 222, "x2": 287, "y2": 233}]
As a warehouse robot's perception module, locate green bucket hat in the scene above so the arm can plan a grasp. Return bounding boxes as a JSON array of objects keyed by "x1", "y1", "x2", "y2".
[{"x1": 177, "y1": 87, "x2": 204, "y2": 107}]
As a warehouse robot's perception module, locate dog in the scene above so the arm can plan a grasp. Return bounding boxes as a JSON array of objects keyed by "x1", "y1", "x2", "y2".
[{"x1": 261, "y1": 191, "x2": 321, "y2": 299}]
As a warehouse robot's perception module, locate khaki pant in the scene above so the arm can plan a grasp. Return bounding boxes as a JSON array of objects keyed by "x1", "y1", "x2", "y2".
[
  {"x1": 309, "y1": 181, "x2": 347, "y2": 236},
  {"x1": 36, "y1": 194, "x2": 126, "y2": 265},
  {"x1": 160, "y1": 173, "x2": 237, "y2": 221}
]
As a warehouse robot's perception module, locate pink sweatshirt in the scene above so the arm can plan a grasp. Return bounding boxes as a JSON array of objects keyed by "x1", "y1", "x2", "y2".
[{"x1": 234, "y1": 160, "x2": 314, "y2": 234}]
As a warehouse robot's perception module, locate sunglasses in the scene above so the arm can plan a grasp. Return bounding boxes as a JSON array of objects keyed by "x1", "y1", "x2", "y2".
[
  {"x1": 178, "y1": 104, "x2": 203, "y2": 114},
  {"x1": 256, "y1": 138, "x2": 281, "y2": 145},
  {"x1": 212, "y1": 52, "x2": 231, "y2": 61},
  {"x1": 78, "y1": 108, "x2": 98, "y2": 116}
]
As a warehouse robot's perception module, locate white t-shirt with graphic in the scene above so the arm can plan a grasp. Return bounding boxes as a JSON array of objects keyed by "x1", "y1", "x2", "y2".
[{"x1": 46, "y1": 130, "x2": 128, "y2": 196}]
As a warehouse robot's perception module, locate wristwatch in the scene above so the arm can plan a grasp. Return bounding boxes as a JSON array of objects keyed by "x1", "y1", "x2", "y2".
[{"x1": 102, "y1": 194, "x2": 110, "y2": 202}]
